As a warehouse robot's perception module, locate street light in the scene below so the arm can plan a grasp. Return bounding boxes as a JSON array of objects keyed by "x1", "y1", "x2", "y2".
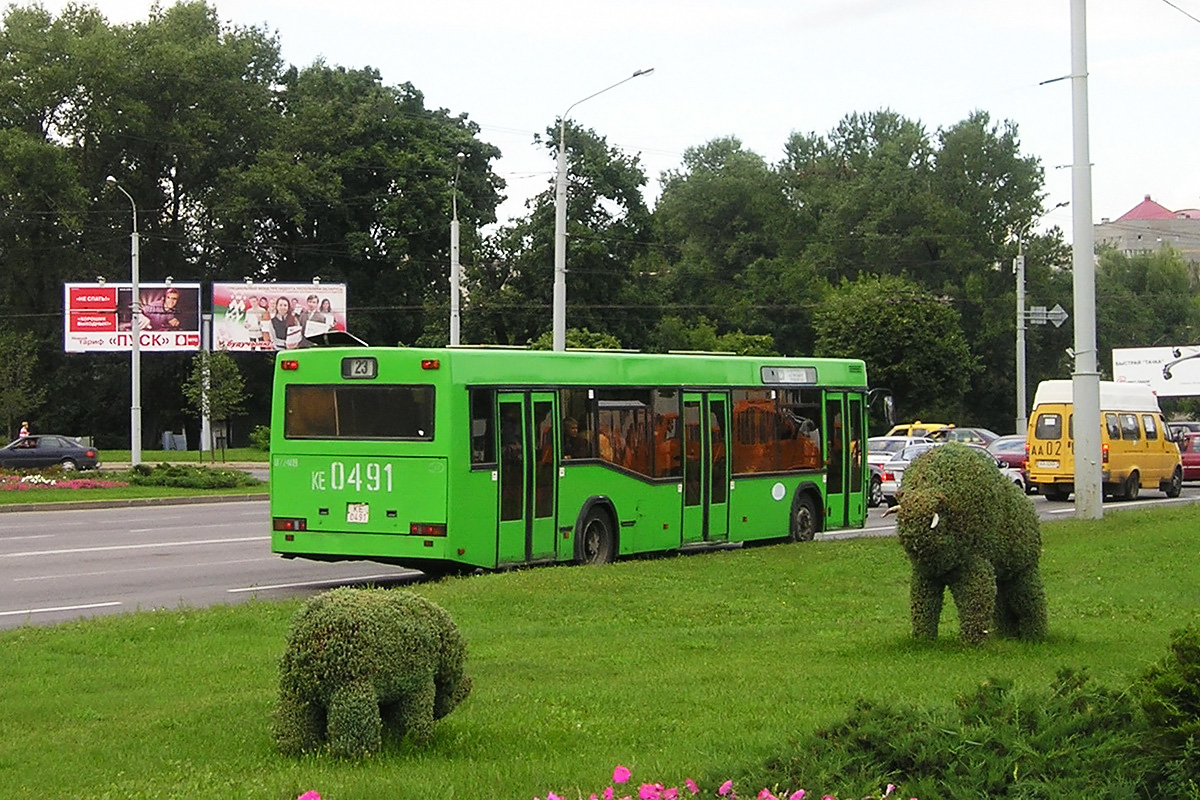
[
  {"x1": 105, "y1": 175, "x2": 142, "y2": 466},
  {"x1": 1014, "y1": 201, "x2": 1069, "y2": 434},
  {"x1": 552, "y1": 68, "x2": 654, "y2": 352},
  {"x1": 450, "y1": 152, "x2": 465, "y2": 346}
]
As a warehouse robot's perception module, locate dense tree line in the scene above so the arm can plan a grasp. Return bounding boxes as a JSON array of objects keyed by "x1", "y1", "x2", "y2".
[{"x1": 2, "y1": 2, "x2": 1198, "y2": 447}]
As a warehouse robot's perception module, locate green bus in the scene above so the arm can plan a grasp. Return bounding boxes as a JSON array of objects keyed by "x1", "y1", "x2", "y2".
[{"x1": 270, "y1": 347, "x2": 888, "y2": 573}]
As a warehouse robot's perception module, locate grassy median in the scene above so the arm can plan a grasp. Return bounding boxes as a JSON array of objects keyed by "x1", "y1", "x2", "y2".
[{"x1": 3, "y1": 506, "x2": 1199, "y2": 799}]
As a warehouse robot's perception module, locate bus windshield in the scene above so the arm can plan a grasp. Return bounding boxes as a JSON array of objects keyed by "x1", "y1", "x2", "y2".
[{"x1": 284, "y1": 384, "x2": 435, "y2": 440}]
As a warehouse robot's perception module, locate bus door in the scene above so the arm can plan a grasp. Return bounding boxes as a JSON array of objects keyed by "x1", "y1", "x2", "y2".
[
  {"x1": 823, "y1": 392, "x2": 867, "y2": 529},
  {"x1": 496, "y1": 392, "x2": 558, "y2": 565},
  {"x1": 680, "y1": 392, "x2": 731, "y2": 545}
]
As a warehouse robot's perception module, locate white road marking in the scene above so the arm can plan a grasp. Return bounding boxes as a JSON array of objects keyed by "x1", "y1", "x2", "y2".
[
  {"x1": 0, "y1": 536, "x2": 268, "y2": 558},
  {"x1": 0, "y1": 601, "x2": 122, "y2": 617}
]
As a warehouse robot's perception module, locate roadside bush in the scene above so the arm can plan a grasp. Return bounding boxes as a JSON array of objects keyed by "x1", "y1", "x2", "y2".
[
  {"x1": 249, "y1": 424, "x2": 270, "y2": 451},
  {"x1": 1134, "y1": 626, "x2": 1200, "y2": 800},
  {"x1": 744, "y1": 668, "x2": 1152, "y2": 799},
  {"x1": 128, "y1": 463, "x2": 261, "y2": 489}
]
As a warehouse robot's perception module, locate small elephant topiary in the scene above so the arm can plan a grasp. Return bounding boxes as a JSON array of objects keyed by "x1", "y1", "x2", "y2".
[
  {"x1": 273, "y1": 587, "x2": 472, "y2": 757},
  {"x1": 891, "y1": 443, "x2": 1048, "y2": 645}
]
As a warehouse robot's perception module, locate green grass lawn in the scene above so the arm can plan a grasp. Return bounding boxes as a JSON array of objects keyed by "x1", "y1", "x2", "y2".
[
  {"x1": 3, "y1": 506, "x2": 1199, "y2": 799},
  {"x1": 100, "y1": 447, "x2": 268, "y2": 464}
]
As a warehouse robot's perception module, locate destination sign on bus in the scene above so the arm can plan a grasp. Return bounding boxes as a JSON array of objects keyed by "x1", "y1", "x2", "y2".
[{"x1": 760, "y1": 366, "x2": 818, "y2": 385}]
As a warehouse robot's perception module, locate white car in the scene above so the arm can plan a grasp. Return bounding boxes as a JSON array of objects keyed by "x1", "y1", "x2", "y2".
[
  {"x1": 881, "y1": 442, "x2": 1027, "y2": 505},
  {"x1": 867, "y1": 436, "x2": 934, "y2": 468}
]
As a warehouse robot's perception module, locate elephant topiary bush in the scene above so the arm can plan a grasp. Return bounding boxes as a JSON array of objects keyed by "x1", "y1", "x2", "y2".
[
  {"x1": 891, "y1": 443, "x2": 1048, "y2": 645},
  {"x1": 273, "y1": 587, "x2": 472, "y2": 757}
]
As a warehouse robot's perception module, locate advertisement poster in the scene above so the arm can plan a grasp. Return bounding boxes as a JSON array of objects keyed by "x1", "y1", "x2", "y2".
[
  {"x1": 1112, "y1": 345, "x2": 1200, "y2": 398},
  {"x1": 211, "y1": 282, "x2": 348, "y2": 352},
  {"x1": 63, "y1": 282, "x2": 202, "y2": 353}
]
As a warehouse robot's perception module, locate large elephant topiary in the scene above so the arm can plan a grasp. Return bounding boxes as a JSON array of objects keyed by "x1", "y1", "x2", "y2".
[
  {"x1": 891, "y1": 443, "x2": 1048, "y2": 645},
  {"x1": 274, "y1": 587, "x2": 471, "y2": 757}
]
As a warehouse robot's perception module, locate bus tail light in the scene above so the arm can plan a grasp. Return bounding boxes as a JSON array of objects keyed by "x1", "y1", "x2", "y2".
[
  {"x1": 1102, "y1": 442, "x2": 1109, "y2": 463},
  {"x1": 421, "y1": 359, "x2": 440, "y2": 370},
  {"x1": 410, "y1": 522, "x2": 447, "y2": 537},
  {"x1": 273, "y1": 517, "x2": 308, "y2": 531},
  {"x1": 280, "y1": 359, "x2": 299, "y2": 371}
]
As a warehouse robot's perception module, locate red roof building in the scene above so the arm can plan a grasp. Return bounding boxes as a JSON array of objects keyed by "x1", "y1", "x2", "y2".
[{"x1": 1096, "y1": 195, "x2": 1200, "y2": 263}]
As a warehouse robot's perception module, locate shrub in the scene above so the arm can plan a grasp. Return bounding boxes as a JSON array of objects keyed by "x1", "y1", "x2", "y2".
[
  {"x1": 274, "y1": 587, "x2": 471, "y2": 758},
  {"x1": 744, "y1": 668, "x2": 1151, "y2": 799},
  {"x1": 128, "y1": 462, "x2": 260, "y2": 489},
  {"x1": 1134, "y1": 626, "x2": 1200, "y2": 799},
  {"x1": 249, "y1": 424, "x2": 270, "y2": 451}
]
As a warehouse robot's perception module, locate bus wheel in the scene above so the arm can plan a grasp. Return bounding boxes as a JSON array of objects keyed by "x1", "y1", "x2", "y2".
[
  {"x1": 1123, "y1": 472, "x2": 1140, "y2": 501},
  {"x1": 577, "y1": 508, "x2": 615, "y2": 565},
  {"x1": 1164, "y1": 467, "x2": 1183, "y2": 498},
  {"x1": 789, "y1": 494, "x2": 818, "y2": 543}
]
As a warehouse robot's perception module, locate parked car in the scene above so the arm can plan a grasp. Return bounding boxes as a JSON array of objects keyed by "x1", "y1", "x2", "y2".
[
  {"x1": 867, "y1": 436, "x2": 934, "y2": 468},
  {"x1": 929, "y1": 426, "x2": 1000, "y2": 446},
  {"x1": 987, "y1": 434, "x2": 1034, "y2": 493},
  {"x1": 1179, "y1": 432, "x2": 1200, "y2": 481},
  {"x1": 0, "y1": 435, "x2": 100, "y2": 471}
]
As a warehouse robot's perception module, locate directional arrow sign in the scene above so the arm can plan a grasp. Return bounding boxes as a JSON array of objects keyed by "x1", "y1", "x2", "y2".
[
  {"x1": 1047, "y1": 303, "x2": 1068, "y2": 328},
  {"x1": 1028, "y1": 305, "x2": 1048, "y2": 324}
]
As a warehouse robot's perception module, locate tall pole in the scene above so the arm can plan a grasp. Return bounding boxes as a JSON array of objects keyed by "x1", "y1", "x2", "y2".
[
  {"x1": 1015, "y1": 241, "x2": 1027, "y2": 435},
  {"x1": 107, "y1": 175, "x2": 141, "y2": 466},
  {"x1": 1014, "y1": 201, "x2": 1068, "y2": 435},
  {"x1": 1070, "y1": 0, "x2": 1102, "y2": 519},
  {"x1": 449, "y1": 152, "x2": 464, "y2": 346},
  {"x1": 552, "y1": 68, "x2": 654, "y2": 352}
]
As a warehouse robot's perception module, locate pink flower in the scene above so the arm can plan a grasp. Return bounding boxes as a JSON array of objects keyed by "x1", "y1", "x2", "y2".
[
  {"x1": 614, "y1": 765, "x2": 632, "y2": 784},
  {"x1": 604, "y1": 789, "x2": 615, "y2": 800},
  {"x1": 685, "y1": 779, "x2": 700, "y2": 795},
  {"x1": 884, "y1": 785, "x2": 895, "y2": 798},
  {"x1": 719, "y1": 780, "x2": 735, "y2": 797},
  {"x1": 548, "y1": 794, "x2": 562, "y2": 800},
  {"x1": 296, "y1": 793, "x2": 321, "y2": 800},
  {"x1": 757, "y1": 790, "x2": 779, "y2": 800},
  {"x1": 789, "y1": 792, "x2": 806, "y2": 800},
  {"x1": 639, "y1": 785, "x2": 662, "y2": 800}
]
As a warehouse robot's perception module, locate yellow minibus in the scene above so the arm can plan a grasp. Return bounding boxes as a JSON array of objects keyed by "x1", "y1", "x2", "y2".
[{"x1": 1026, "y1": 380, "x2": 1183, "y2": 501}]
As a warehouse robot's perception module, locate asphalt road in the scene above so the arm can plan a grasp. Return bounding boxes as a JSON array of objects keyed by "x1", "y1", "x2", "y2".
[
  {"x1": 0, "y1": 499, "x2": 420, "y2": 630},
  {"x1": 3, "y1": 486, "x2": 1198, "y2": 630}
]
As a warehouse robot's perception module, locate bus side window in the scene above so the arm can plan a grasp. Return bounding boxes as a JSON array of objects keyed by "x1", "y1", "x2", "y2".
[
  {"x1": 1142, "y1": 414, "x2": 1159, "y2": 441},
  {"x1": 1105, "y1": 413, "x2": 1121, "y2": 440},
  {"x1": 1120, "y1": 413, "x2": 1140, "y2": 441},
  {"x1": 653, "y1": 389, "x2": 681, "y2": 478},
  {"x1": 470, "y1": 389, "x2": 495, "y2": 465}
]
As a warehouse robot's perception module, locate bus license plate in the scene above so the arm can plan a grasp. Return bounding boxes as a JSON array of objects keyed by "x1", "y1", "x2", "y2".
[
  {"x1": 346, "y1": 503, "x2": 370, "y2": 524},
  {"x1": 1036, "y1": 460, "x2": 1059, "y2": 469}
]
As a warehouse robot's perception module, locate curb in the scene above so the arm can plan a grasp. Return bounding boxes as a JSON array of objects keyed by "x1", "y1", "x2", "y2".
[{"x1": 0, "y1": 493, "x2": 270, "y2": 514}]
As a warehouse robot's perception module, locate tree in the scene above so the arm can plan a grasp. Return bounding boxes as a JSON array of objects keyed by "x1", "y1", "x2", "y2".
[
  {"x1": 472, "y1": 121, "x2": 652, "y2": 346},
  {"x1": 181, "y1": 350, "x2": 246, "y2": 453},
  {"x1": 813, "y1": 274, "x2": 978, "y2": 423},
  {"x1": 0, "y1": 329, "x2": 47, "y2": 439}
]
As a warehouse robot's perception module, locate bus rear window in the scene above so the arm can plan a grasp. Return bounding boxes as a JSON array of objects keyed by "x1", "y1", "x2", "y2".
[{"x1": 285, "y1": 385, "x2": 434, "y2": 440}]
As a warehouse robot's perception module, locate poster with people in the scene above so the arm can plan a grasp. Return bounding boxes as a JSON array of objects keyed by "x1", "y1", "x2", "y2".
[
  {"x1": 63, "y1": 282, "x2": 202, "y2": 352},
  {"x1": 211, "y1": 282, "x2": 348, "y2": 352}
]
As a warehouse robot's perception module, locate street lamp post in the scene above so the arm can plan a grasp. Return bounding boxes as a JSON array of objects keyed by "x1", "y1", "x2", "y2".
[
  {"x1": 449, "y1": 152, "x2": 465, "y2": 346},
  {"x1": 106, "y1": 175, "x2": 141, "y2": 466},
  {"x1": 1014, "y1": 201, "x2": 1069, "y2": 435},
  {"x1": 552, "y1": 68, "x2": 654, "y2": 352}
]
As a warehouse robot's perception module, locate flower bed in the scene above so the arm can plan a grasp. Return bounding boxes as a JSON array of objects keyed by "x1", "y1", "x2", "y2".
[{"x1": 0, "y1": 474, "x2": 129, "y2": 491}]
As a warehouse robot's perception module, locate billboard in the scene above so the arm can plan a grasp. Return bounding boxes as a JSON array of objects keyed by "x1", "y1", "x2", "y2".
[
  {"x1": 1112, "y1": 345, "x2": 1200, "y2": 397},
  {"x1": 63, "y1": 282, "x2": 202, "y2": 353},
  {"x1": 211, "y1": 282, "x2": 348, "y2": 352}
]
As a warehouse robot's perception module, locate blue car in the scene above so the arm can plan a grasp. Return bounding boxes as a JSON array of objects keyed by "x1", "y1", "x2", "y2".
[{"x1": 0, "y1": 435, "x2": 101, "y2": 471}]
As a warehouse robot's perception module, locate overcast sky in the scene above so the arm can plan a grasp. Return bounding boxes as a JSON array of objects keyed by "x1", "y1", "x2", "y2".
[{"x1": 34, "y1": 0, "x2": 1200, "y2": 240}]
